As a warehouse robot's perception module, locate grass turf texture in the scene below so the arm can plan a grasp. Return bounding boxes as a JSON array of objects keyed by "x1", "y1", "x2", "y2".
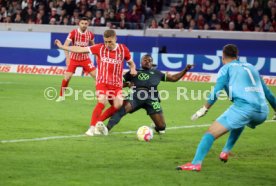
[{"x1": 0, "y1": 73, "x2": 275, "y2": 186}]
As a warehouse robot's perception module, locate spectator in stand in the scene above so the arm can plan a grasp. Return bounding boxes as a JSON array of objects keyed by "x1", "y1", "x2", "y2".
[
  {"x1": 1, "y1": 0, "x2": 276, "y2": 32},
  {"x1": 120, "y1": 0, "x2": 133, "y2": 13},
  {"x1": 246, "y1": 17, "x2": 255, "y2": 31},
  {"x1": 242, "y1": 23, "x2": 249, "y2": 31},
  {"x1": 105, "y1": 10, "x2": 117, "y2": 28},
  {"x1": 135, "y1": 0, "x2": 146, "y2": 22},
  {"x1": 259, "y1": 14, "x2": 272, "y2": 32},
  {"x1": 158, "y1": 12, "x2": 170, "y2": 28},
  {"x1": 117, "y1": 12, "x2": 129, "y2": 29},
  {"x1": 62, "y1": 0, "x2": 76, "y2": 16},
  {"x1": 49, "y1": 8, "x2": 60, "y2": 24},
  {"x1": 127, "y1": 5, "x2": 141, "y2": 29},
  {"x1": 229, "y1": 21, "x2": 235, "y2": 31},
  {"x1": 148, "y1": 18, "x2": 159, "y2": 28},
  {"x1": 235, "y1": 14, "x2": 244, "y2": 31},
  {"x1": 92, "y1": 10, "x2": 105, "y2": 26}
]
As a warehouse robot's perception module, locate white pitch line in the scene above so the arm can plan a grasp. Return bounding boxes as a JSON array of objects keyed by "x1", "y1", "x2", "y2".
[
  {"x1": 0, "y1": 82, "x2": 15, "y2": 84},
  {"x1": 0, "y1": 124, "x2": 211, "y2": 144},
  {"x1": 1, "y1": 120, "x2": 275, "y2": 144}
]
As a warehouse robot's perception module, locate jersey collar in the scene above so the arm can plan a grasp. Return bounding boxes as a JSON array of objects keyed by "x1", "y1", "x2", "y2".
[
  {"x1": 110, "y1": 43, "x2": 118, "y2": 51},
  {"x1": 77, "y1": 28, "x2": 87, "y2": 34}
]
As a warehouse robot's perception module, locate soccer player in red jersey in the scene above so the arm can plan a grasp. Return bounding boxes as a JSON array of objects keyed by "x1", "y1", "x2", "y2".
[
  {"x1": 55, "y1": 29, "x2": 137, "y2": 136},
  {"x1": 56, "y1": 17, "x2": 96, "y2": 102}
]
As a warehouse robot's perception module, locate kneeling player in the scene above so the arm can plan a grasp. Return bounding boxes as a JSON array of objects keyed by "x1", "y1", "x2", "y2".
[{"x1": 106, "y1": 54, "x2": 193, "y2": 133}]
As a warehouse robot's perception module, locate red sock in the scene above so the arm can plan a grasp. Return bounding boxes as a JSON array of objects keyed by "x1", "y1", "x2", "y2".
[
  {"x1": 60, "y1": 79, "x2": 69, "y2": 96},
  {"x1": 98, "y1": 106, "x2": 118, "y2": 122},
  {"x1": 90, "y1": 103, "x2": 105, "y2": 126}
]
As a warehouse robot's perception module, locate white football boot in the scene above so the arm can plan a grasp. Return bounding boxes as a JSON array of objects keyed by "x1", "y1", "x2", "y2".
[
  {"x1": 85, "y1": 126, "x2": 96, "y2": 136},
  {"x1": 56, "y1": 96, "x2": 65, "y2": 102},
  {"x1": 95, "y1": 122, "x2": 109, "y2": 136}
]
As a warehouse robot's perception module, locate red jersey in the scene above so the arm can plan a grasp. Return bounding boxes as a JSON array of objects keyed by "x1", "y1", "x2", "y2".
[
  {"x1": 88, "y1": 43, "x2": 131, "y2": 88},
  {"x1": 67, "y1": 28, "x2": 94, "y2": 61}
]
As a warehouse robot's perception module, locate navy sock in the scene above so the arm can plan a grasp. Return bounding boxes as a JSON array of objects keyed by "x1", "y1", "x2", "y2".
[{"x1": 107, "y1": 106, "x2": 126, "y2": 131}]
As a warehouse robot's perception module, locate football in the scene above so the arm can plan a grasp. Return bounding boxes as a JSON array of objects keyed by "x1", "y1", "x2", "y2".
[{"x1": 136, "y1": 126, "x2": 153, "y2": 142}]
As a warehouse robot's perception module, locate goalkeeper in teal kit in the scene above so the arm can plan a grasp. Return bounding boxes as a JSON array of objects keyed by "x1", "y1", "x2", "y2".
[{"x1": 177, "y1": 44, "x2": 276, "y2": 172}]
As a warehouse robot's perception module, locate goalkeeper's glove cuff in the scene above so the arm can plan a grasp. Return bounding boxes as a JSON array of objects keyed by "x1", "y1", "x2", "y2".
[{"x1": 191, "y1": 106, "x2": 208, "y2": 121}]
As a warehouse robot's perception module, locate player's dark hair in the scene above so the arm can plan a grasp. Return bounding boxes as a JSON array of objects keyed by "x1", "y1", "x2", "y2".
[
  {"x1": 80, "y1": 17, "x2": 89, "y2": 21},
  {"x1": 143, "y1": 54, "x2": 153, "y2": 62},
  {"x1": 223, "y1": 44, "x2": 238, "y2": 58},
  {"x1": 104, "y1": 29, "x2": 116, "y2": 38}
]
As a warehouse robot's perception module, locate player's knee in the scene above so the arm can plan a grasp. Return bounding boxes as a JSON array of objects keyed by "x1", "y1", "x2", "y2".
[
  {"x1": 64, "y1": 73, "x2": 73, "y2": 80},
  {"x1": 113, "y1": 99, "x2": 123, "y2": 109}
]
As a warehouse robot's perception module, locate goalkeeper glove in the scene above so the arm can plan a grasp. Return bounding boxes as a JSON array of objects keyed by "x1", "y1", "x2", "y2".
[
  {"x1": 273, "y1": 112, "x2": 276, "y2": 120},
  {"x1": 191, "y1": 106, "x2": 208, "y2": 121}
]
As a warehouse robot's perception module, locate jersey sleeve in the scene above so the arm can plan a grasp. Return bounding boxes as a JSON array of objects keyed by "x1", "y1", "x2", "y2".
[
  {"x1": 207, "y1": 65, "x2": 229, "y2": 105},
  {"x1": 87, "y1": 44, "x2": 100, "y2": 55},
  {"x1": 260, "y1": 77, "x2": 276, "y2": 110},
  {"x1": 123, "y1": 71, "x2": 131, "y2": 82},
  {"x1": 123, "y1": 44, "x2": 131, "y2": 62},
  {"x1": 156, "y1": 70, "x2": 166, "y2": 81},
  {"x1": 67, "y1": 30, "x2": 75, "y2": 41}
]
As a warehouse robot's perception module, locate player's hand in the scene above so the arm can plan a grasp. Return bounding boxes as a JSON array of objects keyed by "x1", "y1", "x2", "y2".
[
  {"x1": 54, "y1": 39, "x2": 62, "y2": 48},
  {"x1": 191, "y1": 106, "x2": 208, "y2": 121},
  {"x1": 273, "y1": 112, "x2": 276, "y2": 120},
  {"x1": 185, "y1": 64, "x2": 194, "y2": 72},
  {"x1": 130, "y1": 68, "x2": 137, "y2": 76}
]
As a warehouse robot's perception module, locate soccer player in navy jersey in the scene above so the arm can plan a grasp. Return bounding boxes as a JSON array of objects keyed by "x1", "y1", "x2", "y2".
[{"x1": 106, "y1": 54, "x2": 193, "y2": 133}]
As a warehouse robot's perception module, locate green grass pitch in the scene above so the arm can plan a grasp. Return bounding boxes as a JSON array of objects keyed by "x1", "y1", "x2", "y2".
[{"x1": 0, "y1": 73, "x2": 275, "y2": 186}]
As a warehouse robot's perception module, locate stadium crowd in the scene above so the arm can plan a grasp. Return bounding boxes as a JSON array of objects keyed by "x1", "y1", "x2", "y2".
[
  {"x1": 152, "y1": 0, "x2": 276, "y2": 32},
  {"x1": 0, "y1": 0, "x2": 276, "y2": 32}
]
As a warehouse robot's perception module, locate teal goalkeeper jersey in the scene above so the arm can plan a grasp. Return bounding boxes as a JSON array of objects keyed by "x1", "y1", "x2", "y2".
[{"x1": 207, "y1": 60, "x2": 276, "y2": 112}]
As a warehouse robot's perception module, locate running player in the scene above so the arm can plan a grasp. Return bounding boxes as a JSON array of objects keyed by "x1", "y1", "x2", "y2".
[
  {"x1": 106, "y1": 54, "x2": 193, "y2": 133},
  {"x1": 55, "y1": 29, "x2": 137, "y2": 136},
  {"x1": 177, "y1": 44, "x2": 276, "y2": 172},
  {"x1": 56, "y1": 17, "x2": 96, "y2": 102}
]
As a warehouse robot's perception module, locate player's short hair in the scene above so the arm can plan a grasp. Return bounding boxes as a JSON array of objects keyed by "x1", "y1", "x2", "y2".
[
  {"x1": 143, "y1": 54, "x2": 153, "y2": 62},
  {"x1": 80, "y1": 17, "x2": 89, "y2": 21},
  {"x1": 104, "y1": 29, "x2": 116, "y2": 38},
  {"x1": 223, "y1": 44, "x2": 238, "y2": 58}
]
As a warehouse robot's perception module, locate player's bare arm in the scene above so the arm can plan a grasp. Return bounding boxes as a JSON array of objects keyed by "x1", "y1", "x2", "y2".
[
  {"x1": 90, "y1": 39, "x2": 95, "y2": 46},
  {"x1": 127, "y1": 60, "x2": 137, "y2": 76},
  {"x1": 63, "y1": 39, "x2": 71, "y2": 66},
  {"x1": 55, "y1": 39, "x2": 89, "y2": 53},
  {"x1": 166, "y1": 64, "x2": 194, "y2": 82}
]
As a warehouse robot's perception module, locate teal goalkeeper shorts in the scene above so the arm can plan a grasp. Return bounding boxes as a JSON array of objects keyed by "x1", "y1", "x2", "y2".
[{"x1": 217, "y1": 105, "x2": 268, "y2": 130}]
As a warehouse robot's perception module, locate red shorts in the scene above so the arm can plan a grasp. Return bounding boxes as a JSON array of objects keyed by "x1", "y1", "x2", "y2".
[
  {"x1": 66, "y1": 58, "x2": 96, "y2": 73},
  {"x1": 96, "y1": 83, "x2": 123, "y2": 99}
]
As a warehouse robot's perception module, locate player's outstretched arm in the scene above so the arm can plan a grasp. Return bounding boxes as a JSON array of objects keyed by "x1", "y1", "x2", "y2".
[
  {"x1": 127, "y1": 60, "x2": 137, "y2": 76},
  {"x1": 191, "y1": 103, "x2": 212, "y2": 121},
  {"x1": 55, "y1": 39, "x2": 89, "y2": 53},
  {"x1": 63, "y1": 39, "x2": 71, "y2": 66},
  {"x1": 166, "y1": 64, "x2": 193, "y2": 82}
]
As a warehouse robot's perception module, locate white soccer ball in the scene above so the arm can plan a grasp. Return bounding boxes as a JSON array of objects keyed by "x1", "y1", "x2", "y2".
[{"x1": 136, "y1": 126, "x2": 153, "y2": 142}]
